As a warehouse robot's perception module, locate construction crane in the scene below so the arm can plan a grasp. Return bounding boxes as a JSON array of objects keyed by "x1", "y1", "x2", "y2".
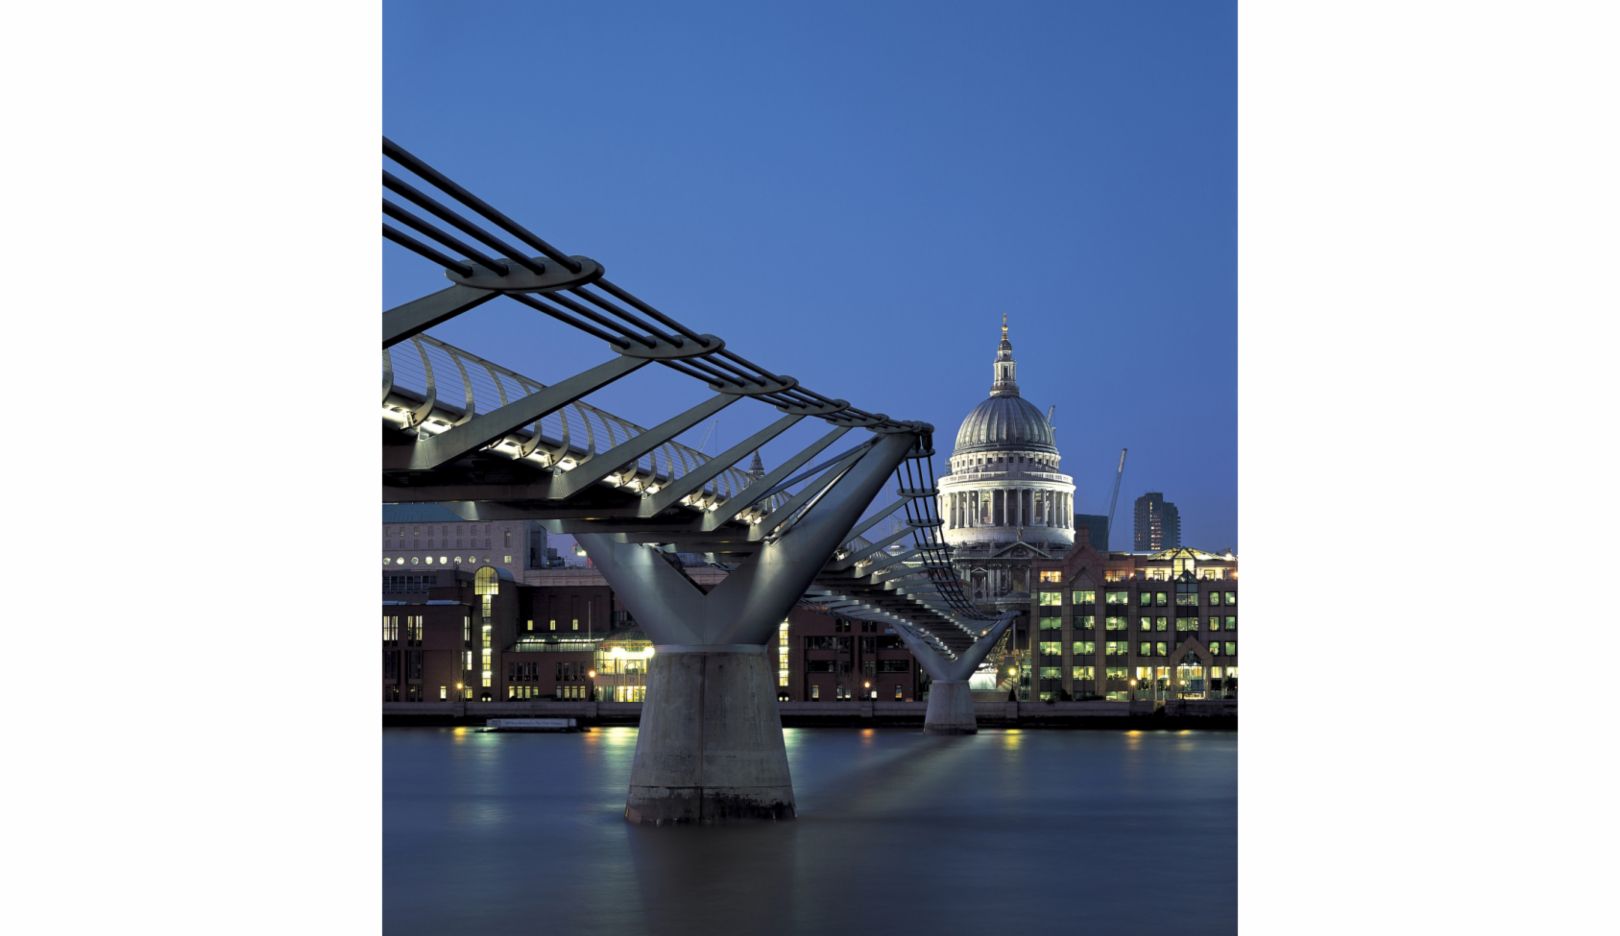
[{"x1": 1105, "y1": 448, "x2": 1128, "y2": 550}]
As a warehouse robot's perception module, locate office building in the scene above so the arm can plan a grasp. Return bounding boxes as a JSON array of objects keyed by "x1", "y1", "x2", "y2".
[
  {"x1": 1028, "y1": 542, "x2": 1237, "y2": 703},
  {"x1": 1133, "y1": 492, "x2": 1181, "y2": 551}
]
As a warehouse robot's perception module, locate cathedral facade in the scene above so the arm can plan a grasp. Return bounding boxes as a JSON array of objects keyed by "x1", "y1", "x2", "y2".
[{"x1": 937, "y1": 317, "x2": 1076, "y2": 606}]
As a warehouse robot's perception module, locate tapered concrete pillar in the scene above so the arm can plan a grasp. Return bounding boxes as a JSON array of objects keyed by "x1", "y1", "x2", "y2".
[
  {"x1": 885, "y1": 611, "x2": 1018, "y2": 735},
  {"x1": 624, "y1": 646, "x2": 794, "y2": 825},
  {"x1": 578, "y1": 431, "x2": 923, "y2": 826},
  {"x1": 923, "y1": 680, "x2": 978, "y2": 734}
]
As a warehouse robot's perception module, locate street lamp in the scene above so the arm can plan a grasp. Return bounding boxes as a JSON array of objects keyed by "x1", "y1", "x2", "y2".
[{"x1": 1129, "y1": 677, "x2": 1138, "y2": 702}]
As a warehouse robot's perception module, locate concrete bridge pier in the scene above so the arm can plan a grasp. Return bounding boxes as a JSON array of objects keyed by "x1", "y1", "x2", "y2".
[
  {"x1": 923, "y1": 680, "x2": 978, "y2": 734},
  {"x1": 891, "y1": 611, "x2": 1018, "y2": 735},
  {"x1": 624, "y1": 645, "x2": 794, "y2": 824},
  {"x1": 576, "y1": 430, "x2": 923, "y2": 825}
]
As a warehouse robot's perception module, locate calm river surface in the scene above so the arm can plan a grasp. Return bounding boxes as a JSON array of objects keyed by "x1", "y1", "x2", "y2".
[{"x1": 385, "y1": 726, "x2": 1236, "y2": 934}]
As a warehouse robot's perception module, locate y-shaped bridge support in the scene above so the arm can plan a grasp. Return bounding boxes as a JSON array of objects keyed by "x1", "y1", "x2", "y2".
[
  {"x1": 889, "y1": 611, "x2": 1019, "y2": 734},
  {"x1": 577, "y1": 430, "x2": 920, "y2": 824}
]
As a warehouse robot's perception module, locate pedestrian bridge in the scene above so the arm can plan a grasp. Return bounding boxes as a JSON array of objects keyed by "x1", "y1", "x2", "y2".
[{"x1": 381, "y1": 138, "x2": 1015, "y2": 822}]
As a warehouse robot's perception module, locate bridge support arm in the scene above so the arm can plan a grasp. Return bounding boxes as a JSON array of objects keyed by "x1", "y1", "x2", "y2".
[
  {"x1": 383, "y1": 284, "x2": 499, "y2": 348},
  {"x1": 889, "y1": 612, "x2": 1018, "y2": 734},
  {"x1": 575, "y1": 429, "x2": 922, "y2": 824}
]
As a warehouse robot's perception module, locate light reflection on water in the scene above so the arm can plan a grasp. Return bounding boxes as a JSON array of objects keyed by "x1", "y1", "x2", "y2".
[{"x1": 385, "y1": 727, "x2": 1235, "y2": 935}]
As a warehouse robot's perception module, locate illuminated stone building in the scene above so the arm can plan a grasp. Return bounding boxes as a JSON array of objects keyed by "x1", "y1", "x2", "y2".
[
  {"x1": 937, "y1": 317, "x2": 1076, "y2": 606},
  {"x1": 1028, "y1": 542, "x2": 1238, "y2": 702},
  {"x1": 382, "y1": 503, "x2": 559, "y2": 578}
]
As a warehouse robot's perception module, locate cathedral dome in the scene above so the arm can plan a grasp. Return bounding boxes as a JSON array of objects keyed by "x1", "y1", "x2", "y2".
[
  {"x1": 950, "y1": 314, "x2": 1058, "y2": 456},
  {"x1": 953, "y1": 394, "x2": 1057, "y2": 455},
  {"x1": 937, "y1": 316, "x2": 1076, "y2": 569}
]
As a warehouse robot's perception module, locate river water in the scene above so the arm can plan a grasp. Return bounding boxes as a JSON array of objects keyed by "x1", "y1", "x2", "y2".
[{"x1": 385, "y1": 726, "x2": 1236, "y2": 934}]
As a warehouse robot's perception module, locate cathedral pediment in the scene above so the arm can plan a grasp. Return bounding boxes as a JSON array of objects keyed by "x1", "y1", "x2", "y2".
[{"x1": 987, "y1": 541, "x2": 1053, "y2": 561}]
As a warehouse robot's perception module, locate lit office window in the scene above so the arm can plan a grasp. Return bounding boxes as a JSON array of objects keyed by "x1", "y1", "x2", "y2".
[
  {"x1": 1038, "y1": 570, "x2": 1062, "y2": 583},
  {"x1": 1073, "y1": 590, "x2": 1096, "y2": 605},
  {"x1": 777, "y1": 620, "x2": 790, "y2": 688},
  {"x1": 1072, "y1": 641, "x2": 1095, "y2": 655},
  {"x1": 1037, "y1": 591, "x2": 1062, "y2": 606}
]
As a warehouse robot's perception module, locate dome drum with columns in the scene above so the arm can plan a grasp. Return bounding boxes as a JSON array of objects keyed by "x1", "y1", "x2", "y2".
[{"x1": 937, "y1": 317, "x2": 1075, "y2": 601}]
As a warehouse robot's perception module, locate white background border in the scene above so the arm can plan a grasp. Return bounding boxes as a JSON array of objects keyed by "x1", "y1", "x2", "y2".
[{"x1": 4, "y1": 2, "x2": 1617, "y2": 933}]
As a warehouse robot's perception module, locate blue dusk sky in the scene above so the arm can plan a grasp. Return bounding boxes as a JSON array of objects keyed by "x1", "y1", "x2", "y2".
[{"x1": 384, "y1": 0, "x2": 1236, "y2": 550}]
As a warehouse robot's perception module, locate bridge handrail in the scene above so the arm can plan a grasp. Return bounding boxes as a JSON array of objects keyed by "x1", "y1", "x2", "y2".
[{"x1": 384, "y1": 333, "x2": 784, "y2": 511}]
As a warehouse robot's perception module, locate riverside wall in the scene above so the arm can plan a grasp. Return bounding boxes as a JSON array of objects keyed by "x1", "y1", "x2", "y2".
[{"x1": 382, "y1": 698, "x2": 1237, "y2": 730}]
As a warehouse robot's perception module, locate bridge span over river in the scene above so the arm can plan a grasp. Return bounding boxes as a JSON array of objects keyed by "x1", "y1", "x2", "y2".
[{"x1": 382, "y1": 139, "x2": 1015, "y2": 823}]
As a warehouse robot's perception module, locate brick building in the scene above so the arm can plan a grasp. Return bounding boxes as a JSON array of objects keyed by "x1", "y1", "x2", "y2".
[
  {"x1": 1026, "y1": 541, "x2": 1237, "y2": 702},
  {"x1": 779, "y1": 606, "x2": 924, "y2": 702},
  {"x1": 383, "y1": 546, "x2": 1235, "y2": 707}
]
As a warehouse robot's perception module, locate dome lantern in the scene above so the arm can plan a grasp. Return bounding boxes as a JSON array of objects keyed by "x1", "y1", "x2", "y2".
[{"x1": 990, "y1": 313, "x2": 1019, "y2": 397}]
